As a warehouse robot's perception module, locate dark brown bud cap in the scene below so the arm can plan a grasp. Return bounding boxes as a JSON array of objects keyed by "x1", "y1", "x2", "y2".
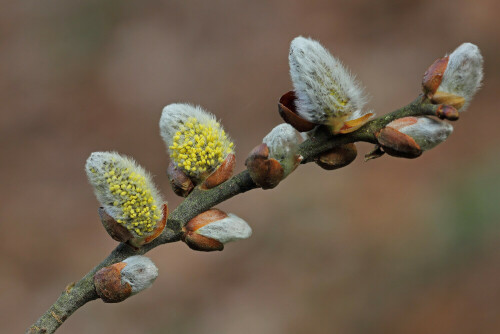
[
  {"x1": 98, "y1": 208, "x2": 134, "y2": 244},
  {"x1": 376, "y1": 127, "x2": 422, "y2": 159},
  {"x1": 315, "y1": 144, "x2": 358, "y2": 170},
  {"x1": 278, "y1": 91, "x2": 316, "y2": 132},
  {"x1": 167, "y1": 163, "x2": 194, "y2": 197},
  {"x1": 245, "y1": 143, "x2": 284, "y2": 189}
]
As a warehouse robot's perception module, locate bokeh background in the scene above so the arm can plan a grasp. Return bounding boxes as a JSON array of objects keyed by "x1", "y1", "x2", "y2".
[{"x1": 1, "y1": 0, "x2": 499, "y2": 333}]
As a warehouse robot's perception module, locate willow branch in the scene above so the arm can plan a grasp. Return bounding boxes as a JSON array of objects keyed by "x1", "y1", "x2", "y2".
[{"x1": 27, "y1": 95, "x2": 440, "y2": 334}]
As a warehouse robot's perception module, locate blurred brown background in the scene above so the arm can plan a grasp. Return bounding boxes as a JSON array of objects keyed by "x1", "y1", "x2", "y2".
[{"x1": 1, "y1": 0, "x2": 499, "y2": 333}]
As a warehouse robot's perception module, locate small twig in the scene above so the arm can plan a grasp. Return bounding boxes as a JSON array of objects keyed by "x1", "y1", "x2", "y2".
[{"x1": 27, "y1": 96, "x2": 441, "y2": 334}]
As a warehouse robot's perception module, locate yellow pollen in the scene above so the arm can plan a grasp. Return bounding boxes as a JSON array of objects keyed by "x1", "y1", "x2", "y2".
[
  {"x1": 101, "y1": 161, "x2": 161, "y2": 236},
  {"x1": 169, "y1": 116, "x2": 233, "y2": 177}
]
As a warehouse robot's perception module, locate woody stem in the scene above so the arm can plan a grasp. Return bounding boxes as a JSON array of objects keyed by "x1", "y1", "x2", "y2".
[{"x1": 27, "y1": 95, "x2": 441, "y2": 334}]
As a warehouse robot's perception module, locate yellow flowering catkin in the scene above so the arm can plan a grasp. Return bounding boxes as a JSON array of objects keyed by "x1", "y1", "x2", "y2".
[
  {"x1": 160, "y1": 104, "x2": 234, "y2": 179},
  {"x1": 85, "y1": 152, "x2": 163, "y2": 237}
]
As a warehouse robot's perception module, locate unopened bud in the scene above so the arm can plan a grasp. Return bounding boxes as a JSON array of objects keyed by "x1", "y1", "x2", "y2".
[
  {"x1": 182, "y1": 209, "x2": 252, "y2": 252},
  {"x1": 387, "y1": 116, "x2": 453, "y2": 151},
  {"x1": 436, "y1": 104, "x2": 459, "y2": 121},
  {"x1": 433, "y1": 43, "x2": 483, "y2": 111},
  {"x1": 245, "y1": 143, "x2": 284, "y2": 190},
  {"x1": 315, "y1": 143, "x2": 357, "y2": 170},
  {"x1": 94, "y1": 256, "x2": 158, "y2": 303},
  {"x1": 376, "y1": 127, "x2": 422, "y2": 159},
  {"x1": 262, "y1": 124, "x2": 302, "y2": 178}
]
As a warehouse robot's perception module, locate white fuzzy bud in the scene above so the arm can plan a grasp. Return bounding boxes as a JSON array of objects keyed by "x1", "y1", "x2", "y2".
[
  {"x1": 85, "y1": 152, "x2": 163, "y2": 239},
  {"x1": 262, "y1": 124, "x2": 302, "y2": 177},
  {"x1": 196, "y1": 213, "x2": 252, "y2": 244},
  {"x1": 121, "y1": 255, "x2": 159, "y2": 295},
  {"x1": 159, "y1": 103, "x2": 234, "y2": 180},
  {"x1": 387, "y1": 117, "x2": 453, "y2": 151},
  {"x1": 438, "y1": 43, "x2": 483, "y2": 111},
  {"x1": 289, "y1": 36, "x2": 372, "y2": 132}
]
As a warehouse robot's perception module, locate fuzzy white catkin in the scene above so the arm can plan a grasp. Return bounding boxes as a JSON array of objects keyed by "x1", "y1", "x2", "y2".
[
  {"x1": 438, "y1": 43, "x2": 483, "y2": 111},
  {"x1": 262, "y1": 124, "x2": 302, "y2": 177},
  {"x1": 121, "y1": 256, "x2": 159, "y2": 294},
  {"x1": 388, "y1": 117, "x2": 453, "y2": 151},
  {"x1": 196, "y1": 213, "x2": 252, "y2": 244},
  {"x1": 289, "y1": 36, "x2": 370, "y2": 124}
]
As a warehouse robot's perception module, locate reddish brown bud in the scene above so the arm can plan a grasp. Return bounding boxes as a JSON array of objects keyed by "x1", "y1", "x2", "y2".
[
  {"x1": 182, "y1": 209, "x2": 228, "y2": 252},
  {"x1": 436, "y1": 104, "x2": 460, "y2": 121},
  {"x1": 376, "y1": 127, "x2": 422, "y2": 159},
  {"x1": 167, "y1": 163, "x2": 194, "y2": 197},
  {"x1": 422, "y1": 56, "x2": 449, "y2": 98},
  {"x1": 245, "y1": 143, "x2": 284, "y2": 189},
  {"x1": 278, "y1": 91, "x2": 317, "y2": 132},
  {"x1": 94, "y1": 262, "x2": 132, "y2": 303},
  {"x1": 182, "y1": 208, "x2": 252, "y2": 252},
  {"x1": 432, "y1": 92, "x2": 466, "y2": 111},
  {"x1": 201, "y1": 153, "x2": 236, "y2": 190},
  {"x1": 315, "y1": 144, "x2": 357, "y2": 170},
  {"x1": 94, "y1": 256, "x2": 158, "y2": 303}
]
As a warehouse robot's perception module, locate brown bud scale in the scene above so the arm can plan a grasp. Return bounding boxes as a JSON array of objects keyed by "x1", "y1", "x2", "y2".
[
  {"x1": 278, "y1": 91, "x2": 316, "y2": 132},
  {"x1": 184, "y1": 209, "x2": 228, "y2": 232},
  {"x1": 94, "y1": 262, "x2": 132, "y2": 303},
  {"x1": 245, "y1": 143, "x2": 284, "y2": 189},
  {"x1": 337, "y1": 113, "x2": 374, "y2": 134},
  {"x1": 181, "y1": 209, "x2": 228, "y2": 252},
  {"x1": 376, "y1": 127, "x2": 422, "y2": 159},
  {"x1": 315, "y1": 144, "x2": 358, "y2": 170},
  {"x1": 436, "y1": 104, "x2": 459, "y2": 121},
  {"x1": 385, "y1": 117, "x2": 418, "y2": 130},
  {"x1": 432, "y1": 91, "x2": 465, "y2": 111},
  {"x1": 202, "y1": 153, "x2": 236, "y2": 189},
  {"x1": 126, "y1": 203, "x2": 168, "y2": 248},
  {"x1": 183, "y1": 232, "x2": 224, "y2": 252},
  {"x1": 422, "y1": 56, "x2": 449, "y2": 97},
  {"x1": 98, "y1": 207, "x2": 134, "y2": 244},
  {"x1": 167, "y1": 163, "x2": 194, "y2": 197}
]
